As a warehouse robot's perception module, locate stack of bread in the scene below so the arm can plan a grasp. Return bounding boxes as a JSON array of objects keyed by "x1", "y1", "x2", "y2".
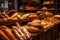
[
  {"x1": 0, "y1": 11, "x2": 59, "y2": 40},
  {"x1": 0, "y1": 24, "x2": 31, "y2": 40}
]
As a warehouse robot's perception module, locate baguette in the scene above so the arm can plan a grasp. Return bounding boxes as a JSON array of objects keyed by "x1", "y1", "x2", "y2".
[
  {"x1": 21, "y1": 28, "x2": 31, "y2": 39},
  {"x1": 0, "y1": 25, "x2": 9, "y2": 30},
  {"x1": 2, "y1": 28, "x2": 17, "y2": 40},
  {"x1": 1, "y1": 12, "x2": 9, "y2": 18},
  {"x1": 0, "y1": 30, "x2": 10, "y2": 40},
  {"x1": 0, "y1": 14, "x2": 5, "y2": 18},
  {"x1": 11, "y1": 13, "x2": 18, "y2": 18},
  {"x1": 12, "y1": 29, "x2": 24, "y2": 40},
  {"x1": 13, "y1": 26, "x2": 27, "y2": 40}
]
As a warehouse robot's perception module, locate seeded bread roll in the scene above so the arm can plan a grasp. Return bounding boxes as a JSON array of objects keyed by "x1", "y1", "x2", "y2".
[{"x1": 0, "y1": 30, "x2": 10, "y2": 40}]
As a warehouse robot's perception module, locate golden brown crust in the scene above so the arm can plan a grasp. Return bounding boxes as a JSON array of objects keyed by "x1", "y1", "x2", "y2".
[
  {"x1": 25, "y1": 26, "x2": 40, "y2": 33},
  {"x1": 2, "y1": 28, "x2": 17, "y2": 40},
  {"x1": 0, "y1": 30, "x2": 10, "y2": 40},
  {"x1": 11, "y1": 13, "x2": 18, "y2": 18},
  {"x1": 12, "y1": 29, "x2": 24, "y2": 40}
]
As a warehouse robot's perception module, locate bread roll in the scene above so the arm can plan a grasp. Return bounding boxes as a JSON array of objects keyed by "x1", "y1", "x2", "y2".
[
  {"x1": 27, "y1": 22, "x2": 43, "y2": 29},
  {"x1": 0, "y1": 30, "x2": 10, "y2": 40},
  {"x1": 25, "y1": 26, "x2": 40, "y2": 33},
  {"x1": 41, "y1": 21, "x2": 47, "y2": 26},
  {"x1": 17, "y1": 15, "x2": 21, "y2": 19},
  {"x1": 2, "y1": 28, "x2": 17, "y2": 40},
  {"x1": 13, "y1": 17, "x2": 18, "y2": 20},
  {"x1": 27, "y1": 19, "x2": 41, "y2": 27}
]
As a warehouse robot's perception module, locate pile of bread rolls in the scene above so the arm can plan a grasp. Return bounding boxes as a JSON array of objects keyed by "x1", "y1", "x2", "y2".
[
  {"x1": 0, "y1": 25, "x2": 31, "y2": 40},
  {"x1": 0, "y1": 11, "x2": 60, "y2": 40}
]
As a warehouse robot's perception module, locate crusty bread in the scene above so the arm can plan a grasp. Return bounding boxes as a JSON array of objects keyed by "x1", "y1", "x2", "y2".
[
  {"x1": 0, "y1": 30, "x2": 10, "y2": 40},
  {"x1": 2, "y1": 28, "x2": 17, "y2": 40}
]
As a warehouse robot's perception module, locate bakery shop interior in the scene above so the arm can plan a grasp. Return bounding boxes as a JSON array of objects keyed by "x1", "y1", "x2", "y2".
[{"x1": 0, "y1": 0, "x2": 60, "y2": 40}]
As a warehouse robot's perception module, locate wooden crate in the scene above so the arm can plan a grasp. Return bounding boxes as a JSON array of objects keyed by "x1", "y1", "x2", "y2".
[
  {"x1": 39, "y1": 24, "x2": 58, "y2": 40},
  {"x1": 51, "y1": 24, "x2": 58, "y2": 40}
]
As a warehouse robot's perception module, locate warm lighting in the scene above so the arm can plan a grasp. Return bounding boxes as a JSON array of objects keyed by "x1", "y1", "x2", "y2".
[{"x1": 9, "y1": 2, "x2": 12, "y2": 5}]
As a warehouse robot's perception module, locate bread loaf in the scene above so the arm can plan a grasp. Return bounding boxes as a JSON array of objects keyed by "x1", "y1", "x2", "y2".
[{"x1": 25, "y1": 26, "x2": 40, "y2": 33}]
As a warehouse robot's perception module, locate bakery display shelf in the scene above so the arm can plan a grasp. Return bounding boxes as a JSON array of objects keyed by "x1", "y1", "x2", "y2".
[
  {"x1": 40, "y1": 9, "x2": 60, "y2": 11},
  {"x1": 18, "y1": 1, "x2": 40, "y2": 6},
  {"x1": 42, "y1": 3, "x2": 56, "y2": 5},
  {"x1": 18, "y1": 1, "x2": 57, "y2": 6},
  {"x1": 19, "y1": 10, "x2": 39, "y2": 12},
  {"x1": 19, "y1": 9, "x2": 58, "y2": 12}
]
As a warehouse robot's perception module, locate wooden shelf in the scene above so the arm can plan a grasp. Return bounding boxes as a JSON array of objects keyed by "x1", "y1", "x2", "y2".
[
  {"x1": 19, "y1": 10, "x2": 39, "y2": 12},
  {"x1": 41, "y1": 3, "x2": 56, "y2": 5},
  {"x1": 18, "y1": 9, "x2": 60, "y2": 12}
]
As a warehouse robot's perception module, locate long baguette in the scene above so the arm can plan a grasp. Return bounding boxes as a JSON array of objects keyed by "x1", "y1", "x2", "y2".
[
  {"x1": 21, "y1": 28, "x2": 31, "y2": 39},
  {"x1": 0, "y1": 25, "x2": 9, "y2": 30},
  {"x1": 13, "y1": 26, "x2": 27, "y2": 40},
  {"x1": 2, "y1": 28, "x2": 17, "y2": 40},
  {"x1": 0, "y1": 14, "x2": 5, "y2": 18},
  {"x1": 1, "y1": 12, "x2": 9, "y2": 18},
  {"x1": 11, "y1": 13, "x2": 18, "y2": 18},
  {"x1": 0, "y1": 30, "x2": 10, "y2": 40},
  {"x1": 12, "y1": 29, "x2": 24, "y2": 40},
  {"x1": 16, "y1": 27, "x2": 27, "y2": 40}
]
